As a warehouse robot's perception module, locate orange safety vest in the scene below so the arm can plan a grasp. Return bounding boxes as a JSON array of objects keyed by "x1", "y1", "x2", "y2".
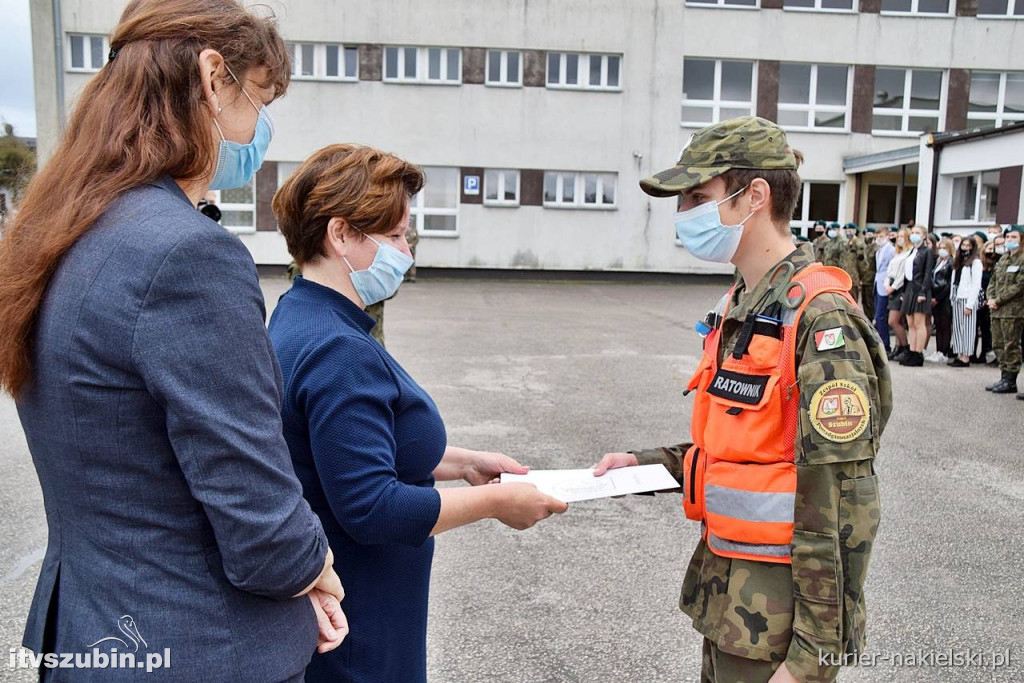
[{"x1": 682, "y1": 263, "x2": 855, "y2": 564}]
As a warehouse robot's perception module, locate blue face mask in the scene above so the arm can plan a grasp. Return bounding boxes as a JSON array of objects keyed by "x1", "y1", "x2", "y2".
[
  {"x1": 910, "y1": 233, "x2": 923, "y2": 245},
  {"x1": 344, "y1": 234, "x2": 414, "y2": 306},
  {"x1": 673, "y1": 186, "x2": 752, "y2": 264},
  {"x1": 1006, "y1": 240, "x2": 1021, "y2": 252},
  {"x1": 827, "y1": 229, "x2": 838, "y2": 239},
  {"x1": 209, "y1": 65, "x2": 274, "y2": 191}
]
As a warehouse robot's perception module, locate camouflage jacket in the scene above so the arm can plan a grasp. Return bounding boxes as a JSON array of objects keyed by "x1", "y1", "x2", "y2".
[
  {"x1": 812, "y1": 235, "x2": 828, "y2": 263},
  {"x1": 987, "y1": 248, "x2": 1024, "y2": 318},
  {"x1": 821, "y1": 238, "x2": 860, "y2": 289},
  {"x1": 858, "y1": 240, "x2": 877, "y2": 283},
  {"x1": 633, "y1": 244, "x2": 892, "y2": 682}
]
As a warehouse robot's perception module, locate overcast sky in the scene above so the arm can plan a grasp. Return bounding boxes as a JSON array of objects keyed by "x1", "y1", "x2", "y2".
[{"x1": 0, "y1": 0, "x2": 37, "y2": 137}]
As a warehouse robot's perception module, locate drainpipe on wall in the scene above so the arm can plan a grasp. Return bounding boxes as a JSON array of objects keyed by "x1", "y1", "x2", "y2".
[
  {"x1": 926, "y1": 134, "x2": 941, "y2": 230},
  {"x1": 52, "y1": 0, "x2": 65, "y2": 132}
]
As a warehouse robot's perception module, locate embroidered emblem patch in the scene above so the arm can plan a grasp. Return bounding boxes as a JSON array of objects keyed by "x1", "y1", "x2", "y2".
[
  {"x1": 814, "y1": 327, "x2": 846, "y2": 352},
  {"x1": 808, "y1": 379, "x2": 869, "y2": 442}
]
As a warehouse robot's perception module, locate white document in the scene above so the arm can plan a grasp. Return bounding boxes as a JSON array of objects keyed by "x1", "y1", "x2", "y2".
[{"x1": 499, "y1": 464, "x2": 679, "y2": 503}]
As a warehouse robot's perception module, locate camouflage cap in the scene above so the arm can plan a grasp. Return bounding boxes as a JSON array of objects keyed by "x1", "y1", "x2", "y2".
[{"x1": 639, "y1": 116, "x2": 797, "y2": 198}]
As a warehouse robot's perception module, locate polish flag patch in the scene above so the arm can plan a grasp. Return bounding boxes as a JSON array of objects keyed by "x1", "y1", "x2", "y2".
[{"x1": 815, "y1": 327, "x2": 846, "y2": 351}]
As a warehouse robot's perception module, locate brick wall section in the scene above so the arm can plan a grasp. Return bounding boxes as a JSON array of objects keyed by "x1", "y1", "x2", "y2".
[
  {"x1": 851, "y1": 65, "x2": 876, "y2": 134},
  {"x1": 521, "y1": 169, "x2": 545, "y2": 205},
  {"x1": 756, "y1": 61, "x2": 780, "y2": 122},
  {"x1": 996, "y1": 166, "x2": 1022, "y2": 224},
  {"x1": 359, "y1": 44, "x2": 382, "y2": 81},
  {"x1": 945, "y1": 68, "x2": 971, "y2": 131},
  {"x1": 463, "y1": 48, "x2": 486, "y2": 84},
  {"x1": 523, "y1": 50, "x2": 546, "y2": 87},
  {"x1": 956, "y1": 0, "x2": 977, "y2": 16},
  {"x1": 256, "y1": 161, "x2": 277, "y2": 232},
  {"x1": 860, "y1": 0, "x2": 881, "y2": 12},
  {"x1": 460, "y1": 167, "x2": 484, "y2": 205}
]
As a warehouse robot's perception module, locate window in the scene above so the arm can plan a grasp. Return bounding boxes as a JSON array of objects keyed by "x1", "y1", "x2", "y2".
[
  {"x1": 777, "y1": 63, "x2": 850, "y2": 130},
  {"x1": 68, "y1": 33, "x2": 107, "y2": 72},
  {"x1": 686, "y1": 0, "x2": 758, "y2": 7},
  {"x1": 791, "y1": 182, "x2": 842, "y2": 234},
  {"x1": 880, "y1": 0, "x2": 951, "y2": 13},
  {"x1": 411, "y1": 167, "x2": 460, "y2": 234},
  {"x1": 951, "y1": 171, "x2": 1001, "y2": 222},
  {"x1": 288, "y1": 43, "x2": 358, "y2": 80},
  {"x1": 783, "y1": 0, "x2": 855, "y2": 10},
  {"x1": 968, "y1": 71, "x2": 1024, "y2": 128},
  {"x1": 213, "y1": 179, "x2": 256, "y2": 233},
  {"x1": 486, "y1": 50, "x2": 522, "y2": 87},
  {"x1": 872, "y1": 68, "x2": 943, "y2": 134},
  {"x1": 681, "y1": 59, "x2": 756, "y2": 126},
  {"x1": 546, "y1": 53, "x2": 621, "y2": 90},
  {"x1": 543, "y1": 172, "x2": 617, "y2": 208},
  {"x1": 384, "y1": 46, "x2": 461, "y2": 84},
  {"x1": 484, "y1": 170, "x2": 520, "y2": 206},
  {"x1": 978, "y1": 0, "x2": 1024, "y2": 15}
]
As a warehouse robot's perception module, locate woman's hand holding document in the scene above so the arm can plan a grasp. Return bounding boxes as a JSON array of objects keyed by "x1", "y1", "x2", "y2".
[{"x1": 499, "y1": 463, "x2": 678, "y2": 503}]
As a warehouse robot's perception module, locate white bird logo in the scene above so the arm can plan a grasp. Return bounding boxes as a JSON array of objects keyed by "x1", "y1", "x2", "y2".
[{"x1": 88, "y1": 615, "x2": 148, "y2": 653}]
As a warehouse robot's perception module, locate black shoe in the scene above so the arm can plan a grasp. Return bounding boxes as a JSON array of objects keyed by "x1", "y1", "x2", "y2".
[
  {"x1": 991, "y1": 373, "x2": 1019, "y2": 394},
  {"x1": 1017, "y1": 392, "x2": 1024, "y2": 401},
  {"x1": 904, "y1": 351, "x2": 925, "y2": 367},
  {"x1": 949, "y1": 358, "x2": 970, "y2": 368},
  {"x1": 891, "y1": 346, "x2": 909, "y2": 362}
]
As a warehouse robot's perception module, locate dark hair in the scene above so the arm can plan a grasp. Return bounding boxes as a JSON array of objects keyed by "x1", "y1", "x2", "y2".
[
  {"x1": 0, "y1": 0, "x2": 290, "y2": 398},
  {"x1": 273, "y1": 144, "x2": 424, "y2": 266},
  {"x1": 720, "y1": 149, "x2": 804, "y2": 229},
  {"x1": 953, "y1": 235, "x2": 983, "y2": 272}
]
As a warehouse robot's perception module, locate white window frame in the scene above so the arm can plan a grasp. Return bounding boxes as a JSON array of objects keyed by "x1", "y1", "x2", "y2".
[
  {"x1": 483, "y1": 169, "x2": 521, "y2": 207},
  {"x1": 681, "y1": 58, "x2": 758, "y2": 127},
  {"x1": 411, "y1": 166, "x2": 460, "y2": 236},
  {"x1": 288, "y1": 42, "x2": 359, "y2": 81},
  {"x1": 485, "y1": 50, "x2": 523, "y2": 88},
  {"x1": 948, "y1": 172, "x2": 1001, "y2": 225},
  {"x1": 879, "y1": 0, "x2": 954, "y2": 15},
  {"x1": 871, "y1": 68, "x2": 946, "y2": 136},
  {"x1": 543, "y1": 172, "x2": 617, "y2": 210},
  {"x1": 777, "y1": 63, "x2": 852, "y2": 132},
  {"x1": 967, "y1": 72, "x2": 1024, "y2": 128},
  {"x1": 67, "y1": 33, "x2": 109, "y2": 73},
  {"x1": 781, "y1": 0, "x2": 856, "y2": 12},
  {"x1": 383, "y1": 46, "x2": 462, "y2": 85},
  {"x1": 212, "y1": 180, "x2": 256, "y2": 235},
  {"x1": 546, "y1": 53, "x2": 622, "y2": 91},
  {"x1": 684, "y1": 0, "x2": 761, "y2": 8},
  {"x1": 977, "y1": 0, "x2": 1024, "y2": 16},
  {"x1": 791, "y1": 181, "x2": 845, "y2": 236}
]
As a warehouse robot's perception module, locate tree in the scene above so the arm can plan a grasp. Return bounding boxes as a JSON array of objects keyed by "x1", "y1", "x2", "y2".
[{"x1": 0, "y1": 122, "x2": 36, "y2": 206}]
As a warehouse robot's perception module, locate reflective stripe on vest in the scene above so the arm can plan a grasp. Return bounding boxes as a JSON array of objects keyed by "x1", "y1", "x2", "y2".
[{"x1": 688, "y1": 263, "x2": 856, "y2": 565}]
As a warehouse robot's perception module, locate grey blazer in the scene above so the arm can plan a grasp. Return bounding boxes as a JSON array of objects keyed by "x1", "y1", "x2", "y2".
[{"x1": 17, "y1": 176, "x2": 327, "y2": 681}]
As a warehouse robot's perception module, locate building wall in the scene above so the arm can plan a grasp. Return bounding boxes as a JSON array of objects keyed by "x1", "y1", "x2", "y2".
[{"x1": 32, "y1": 0, "x2": 1024, "y2": 272}]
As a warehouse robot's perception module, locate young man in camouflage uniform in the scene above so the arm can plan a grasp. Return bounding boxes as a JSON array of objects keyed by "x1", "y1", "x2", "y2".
[
  {"x1": 595, "y1": 117, "x2": 892, "y2": 683},
  {"x1": 811, "y1": 220, "x2": 828, "y2": 262},
  {"x1": 984, "y1": 226, "x2": 1024, "y2": 395}
]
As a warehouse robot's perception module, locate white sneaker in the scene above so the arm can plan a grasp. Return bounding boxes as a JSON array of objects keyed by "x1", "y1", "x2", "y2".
[{"x1": 926, "y1": 352, "x2": 946, "y2": 363}]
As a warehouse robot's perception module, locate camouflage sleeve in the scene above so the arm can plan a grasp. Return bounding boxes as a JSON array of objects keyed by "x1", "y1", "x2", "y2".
[
  {"x1": 784, "y1": 293, "x2": 891, "y2": 683},
  {"x1": 994, "y1": 266, "x2": 1024, "y2": 307},
  {"x1": 630, "y1": 445, "x2": 689, "y2": 487}
]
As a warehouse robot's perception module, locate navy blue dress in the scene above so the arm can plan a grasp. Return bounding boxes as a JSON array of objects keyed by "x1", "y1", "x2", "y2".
[{"x1": 269, "y1": 277, "x2": 446, "y2": 683}]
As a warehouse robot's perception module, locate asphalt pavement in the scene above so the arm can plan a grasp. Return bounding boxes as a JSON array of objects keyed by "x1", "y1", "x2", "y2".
[{"x1": 1, "y1": 276, "x2": 1021, "y2": 682}]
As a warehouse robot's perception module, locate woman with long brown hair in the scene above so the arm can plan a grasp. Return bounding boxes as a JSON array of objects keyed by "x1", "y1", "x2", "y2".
[{"x1": 0, "y1": 1, "x2": 345, "y2": 678}]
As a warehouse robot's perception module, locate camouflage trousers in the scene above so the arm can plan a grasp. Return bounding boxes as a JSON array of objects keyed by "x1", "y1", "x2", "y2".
[
  {"x1": 860, "y1": 284, "x2": 875, "y2": 320},
  {"x1": 701, "y1": 639, "x2": 781, "y2": 683},
  {"x1": 992, "y1": 316, "x2": 1024, "y2": 374}
]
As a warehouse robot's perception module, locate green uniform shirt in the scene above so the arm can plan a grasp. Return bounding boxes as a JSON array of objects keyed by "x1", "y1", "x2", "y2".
[
  {"x1": 634, "y1": 243, "x2": 892, "y2": 682},
  {"x1": 988, "y1": 249, "x2": 1024, "y2": 318}
]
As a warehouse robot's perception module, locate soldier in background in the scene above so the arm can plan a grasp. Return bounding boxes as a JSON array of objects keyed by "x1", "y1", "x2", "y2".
[
  {"x1": 404, "y1": 219, "x2": 420, "y2": 283},
  {"x1": 595, "y1": 116, "x2": 891, "y2": 683},
  {"x1": 860, "y1": 226, "x2": 878, "y2": 319},
  {"x1": 811, "y1": 219, "x2": 828, "y2": 261},
  {"x1": 985, "y1": 226, "x2": 1024, "y2": 395}
]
